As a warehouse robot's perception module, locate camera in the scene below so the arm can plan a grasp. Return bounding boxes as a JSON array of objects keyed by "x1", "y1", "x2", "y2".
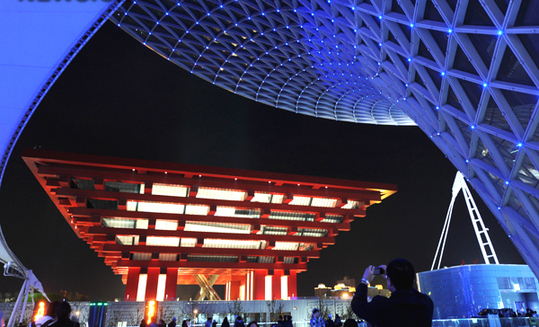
[{"x1": 373, "y1": 267, "x2": 385, "y2": 275}]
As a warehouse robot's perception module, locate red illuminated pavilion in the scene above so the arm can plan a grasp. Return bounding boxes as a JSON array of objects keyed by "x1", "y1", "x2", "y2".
[{"x1": 23, "y1": 149, "x2": 396, "y2": 301}]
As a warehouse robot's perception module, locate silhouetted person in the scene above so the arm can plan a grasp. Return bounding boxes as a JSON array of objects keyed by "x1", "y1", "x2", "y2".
[
  {"x1": 205, "y1": 318, "x2": 212, "y2": 327},
  {"x1": 247, "y1": 322, "x2": 258, "y2": 327},
  {"x1": 310, "y1": 309, "x2": 325, "y2": 327},
  {"x1": 234, "y1": 316, "x2": 244, "y2": 327},
  {"x1": 352, "y1": 258, "x2": 434, "y2": 327},
  {"x1": 221, "y1": 317, "x2": 230, "y2": 327},
  {"x1": 282, "y1": 315, "x2": 292, "y2": 327},
  {"x1": 168, "y1": 318, "x2": 177, "y2": 327},
  {"x1": 140, "y1": 319, "x2": 148, "y2": 327},
  {"x1": 158, "y1": 319, "x2": 166, "y2": 327},
  {"x1": 326, "y1": 314, "x2": 335, "y2": 327},
  {"x1": 334, "y1": 315, "x2": 341, "y2": 327},
  {"x1": 342, "y1": 319, "x2": 357, "y2": 327},
  {"x1": 50, "y1": 302, "x2": 80, "y2": 327}
]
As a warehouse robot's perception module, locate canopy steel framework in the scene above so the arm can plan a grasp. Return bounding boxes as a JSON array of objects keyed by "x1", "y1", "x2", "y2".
[{"x1": 111, "y1": 0, "x2": 539, "y2": 277}]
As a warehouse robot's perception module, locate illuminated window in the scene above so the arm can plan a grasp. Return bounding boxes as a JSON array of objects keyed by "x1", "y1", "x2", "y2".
[
  {"x1": 289, "y1": 196, "x2": 311, "y2": 206},
  {"x1": 273, "y1": 242, "x2": 299, "y2": 251},
  {"x1": 146, "y1": 236, "x2": 180, "y2": 247},
  {"x1": 105, "y1": 181, "x2": 144, "y2": 194},
  {"x1": 117, "y1": 235, "x2": 139, "y2": 245},
  {"x1": 341, "y1": 200, "x2": 359, "y2": 209},
  {"x1": 185, "y1": 205, "x2": 209, "y2": 215},
  {"x1": 159, "y1": 253, "x2": 178, "y2": 261},
  {"x1": 132, "y1": 253, "x2": 152, "y2": 261},
  {"x1": 185, "y1": 221, "x2": 251, "y2": 234},
  {"x1": 203, "y1": 239, "x2": 264, "y2": 249},
  {"x1": 180, "y1": 238, "x2": 197, "y2": 247},
  {"x1": 215, "y1": 206, "x2": 260, "y2": 218},
  {"x1": 281, "y1": 275, "x2": 288, "y2": 299},
  {"x1": 197, "y1": 187, "x2": 247, "y2": 201},
  {"x1": 155, "y1": 219, "x2": 178, "y2": 231},
  {"x1": 310, "y1": 197, "x2": 337, "y2": 208},
  {"x1": 269, "y1": 210, "x2": 315, "y2": 221},
  {"x1": 104, "y1": 218, "x2": 149, "y2": 229},
  {"x1": 128, "y1": 201, "x2": 185, "y2": 214},
  {"x1": 152, "y1": 183, "x2": 188, "y2": 197},
  {"x1": 251, "y1": 192, "x2": 284, "y2": 204}
]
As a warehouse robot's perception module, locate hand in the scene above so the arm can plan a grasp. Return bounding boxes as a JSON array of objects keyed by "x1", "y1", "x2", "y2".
[{"x1": 362, "y1": 265, "x2": 375, "y2": 283}]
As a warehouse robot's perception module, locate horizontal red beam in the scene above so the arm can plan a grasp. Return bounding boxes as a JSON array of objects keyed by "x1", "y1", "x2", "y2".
[
  {"x1": 36, "y1": 165, "x2": 386, "y2": 201},
  {"x1": 24, "y1": 149, "x2": 397, "y2": 194},
  {"x1": 68, "y1": 207, "x2": 351, "y2": 232},
  {"x1": 101, "y1": 244, "x2": 321, "y2": 258},
  {"x1": 82, "y1": 226, "x2": 336, "y2": 246},
  {"x1": 114, "y1": 259, "x2": 308, "y2": 270},
  {"x1": 54, "y1": 188, "x2": 366, "y2": 217}
]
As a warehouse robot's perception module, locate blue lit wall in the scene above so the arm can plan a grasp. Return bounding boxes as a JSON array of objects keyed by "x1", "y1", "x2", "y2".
[{"x1": 418, "y1": 264, "x2": 539, "y2": 319}]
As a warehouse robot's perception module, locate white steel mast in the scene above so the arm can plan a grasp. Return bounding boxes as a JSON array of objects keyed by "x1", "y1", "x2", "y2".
[{"x1": 431, "y1": 172, "x2": 499, "y2": 270}]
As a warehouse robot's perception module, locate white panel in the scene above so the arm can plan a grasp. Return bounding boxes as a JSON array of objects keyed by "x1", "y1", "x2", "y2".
[
  {"x1": 180, "y1": 238, "x2": 197, "y2": 247},
  {"x1": 185, "y1": 205, "x2": 209, "y2": 215},
  {"x1": 265, "y1": 275, "x2": 272, "y2": 300},
  {"x1": 159, "y1": 253, "x2": 177, "y2": 261},
  {"x1": 310, "y1": 198, "x2": 337, "y2": 208},
  {"x1": 281, "y1": 276, "x2": 288, "y2": 300},
  {"x1": 239, "y1": 284, "x2": 245, "y2": 301},
  {"x1": 146, "y1": 236, "x2": 180, "y2": 247},
  {"x1": 197, "y1": 187, "x2": 247, "y2": 201},
  {"x1": 273, "y1": 242, "x2": 299, "y2": 251},
  {"x1": 133, "y1": 201, "x2": 185, "y2": 214},
  {"x1": 137, "y1": 274, "x2": 147, "y2": 301},
  {"x1": 132, "y1": 253, "x2": 151, "y2": 261},
  {"x1": 156, "y1": 274, "x2": 167, "y2": 301},
  {"x1": 203, "y1": 239, "x2": 261, "y2": 249},
  {"x1": 136, "y1": 219, "x2": 149, "y2": 229},
  {"x1": 289, "y1": 196, "x2": 311, "y2": 206},
  {"x1": 155, "y1": 219, "x2": 178, "y2": 231},
  {"x1": 152, "y1": 183, "x2": 188, "y2": 197}
]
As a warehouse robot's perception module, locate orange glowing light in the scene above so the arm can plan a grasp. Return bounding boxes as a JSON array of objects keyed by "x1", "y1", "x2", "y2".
[
  {"x1": 34, "y1": 302, "x2": 45, "y2": 321},
  {"x1": 147, "y1": 300, "x2": 156, "y2": 324}
]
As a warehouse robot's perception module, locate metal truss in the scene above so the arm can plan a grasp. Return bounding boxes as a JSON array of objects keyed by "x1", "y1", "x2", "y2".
[{"x1": 112, "y1": 0, "x2": 539, "y2": 275}]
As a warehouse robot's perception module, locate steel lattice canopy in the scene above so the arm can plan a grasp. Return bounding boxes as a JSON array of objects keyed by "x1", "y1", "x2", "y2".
[{"x1": 112, "y1": 0, "x2": 539, "y2": 274}]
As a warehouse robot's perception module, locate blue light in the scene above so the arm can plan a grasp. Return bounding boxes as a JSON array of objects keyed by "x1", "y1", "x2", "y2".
[
  {"x1": 441, "y1": 71, "x2": 445, "y2": 76},
  {"x1": 378, "y1": 43, "x2": 382, "y2": 47},
  {"x1": 517, "y1": 142, "x2": 523, "y2": 147},
  {"x1": 410, "y1": 23, "x2": 414, "y2": 27},
  {"x1": 311, "y1": 12, "x2": 315, "y2": 16},
  {"x1": 498, "y1": 30, "x2": 503, "y2": 35},
  {"x1": 505, "y1": 181, "x2": 510, "y2": 185},
  {"x1": 448, "y1": 29, "x2": 452, "y2": 33},
  {"x1": 276, "y1": 9, "x2": 280, "y2": 13},
  {"x1": 352, "y1": 6, "x2": 355, "y2": 10},
  {"x1": 498, "y1": 206, "x2": 501, "y2": 210},
  {"x1": 378, "y1": 15, "x2": 382, "y2": 20},
  {"x1": 466, "y1": 159, "x2": 469, "y2": 163},
  {"x1": 471, "y1": 125, "x2": 475, "y2": 129},
  {"x1": 483, "y1": 83, "x2": 487, "y2": 87},
  {"x1": 207, "y1": 12, "x2": 210, "y2": 16},
  {"x1": 407, "y1": 58, "x2": 411, "y2": 62},
  {"x1": 435, "y1": 106, "x2": 439, "y2": 110}
]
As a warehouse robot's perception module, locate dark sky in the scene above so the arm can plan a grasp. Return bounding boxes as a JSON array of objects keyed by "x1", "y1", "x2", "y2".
[{"x1": 0, "y1": 21, "x2": 525, "y2": 301}]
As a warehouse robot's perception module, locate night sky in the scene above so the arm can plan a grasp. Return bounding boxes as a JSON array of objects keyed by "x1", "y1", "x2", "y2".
[{"x1": 0, "y1": 21, "x2": 525, "y2": 301}]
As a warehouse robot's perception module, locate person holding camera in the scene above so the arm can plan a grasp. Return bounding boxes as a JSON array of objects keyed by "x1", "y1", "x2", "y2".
[{"x1": 351, "y1": 258, "x2": 433, "y2": 327}]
